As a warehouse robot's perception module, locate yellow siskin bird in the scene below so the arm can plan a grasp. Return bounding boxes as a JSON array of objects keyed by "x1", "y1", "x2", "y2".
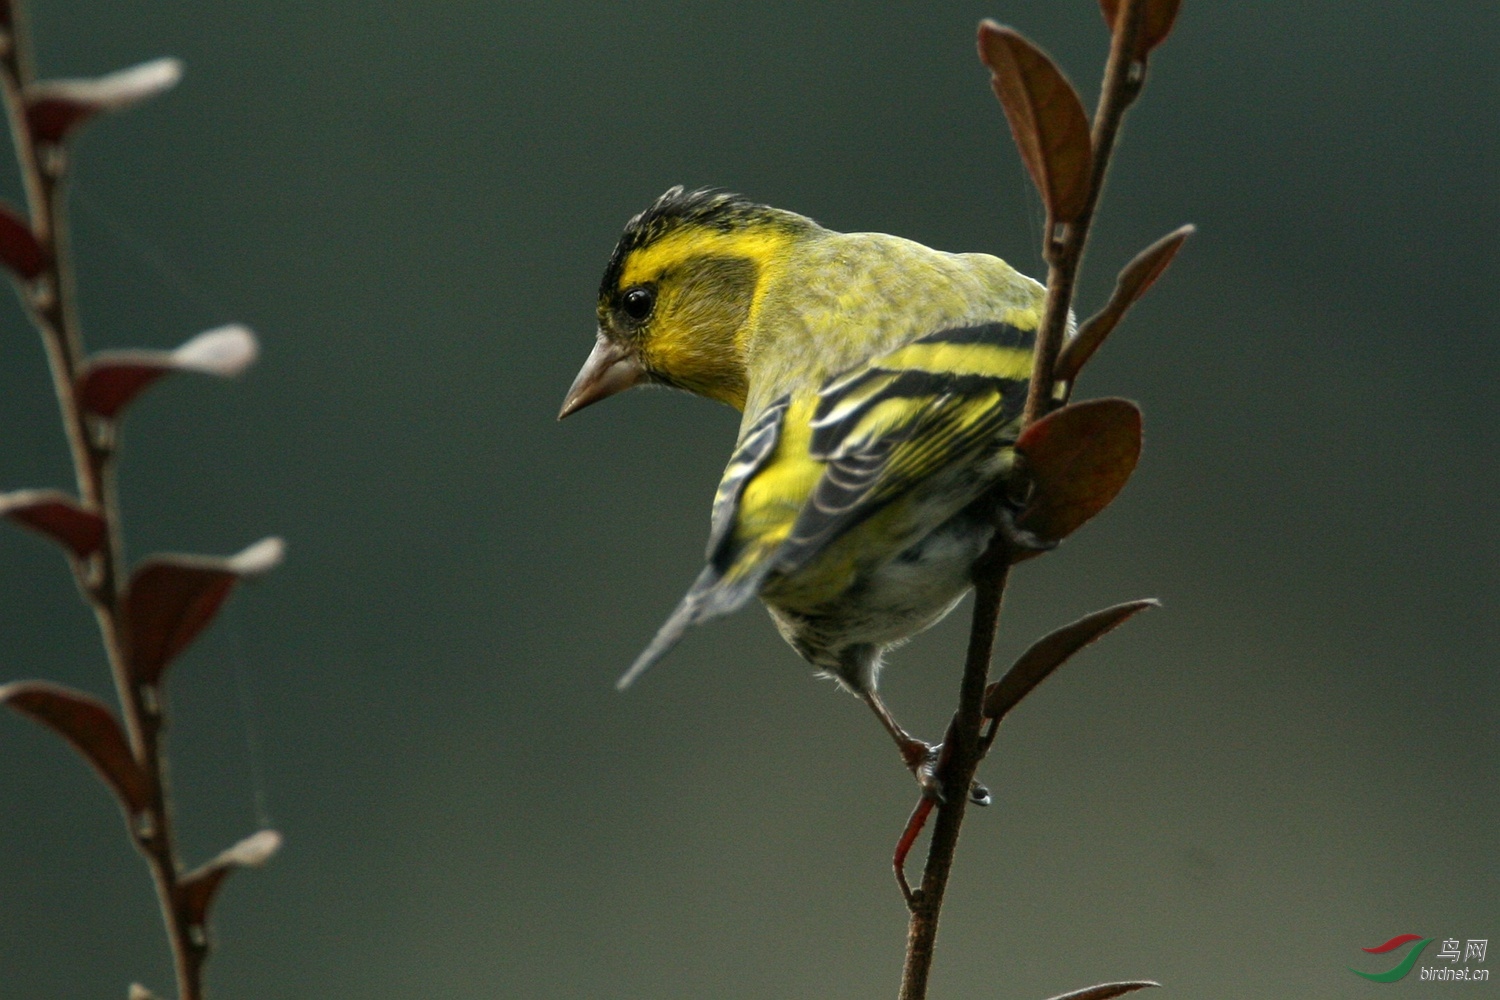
[{"x1": 561, "y1": 187, "x2": 1054, "y2": 790}]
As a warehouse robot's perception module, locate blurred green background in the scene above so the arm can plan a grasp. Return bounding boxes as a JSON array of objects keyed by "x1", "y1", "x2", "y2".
[{"x1": 0, "y1": 1, "x2": 1494, "y2": 998}]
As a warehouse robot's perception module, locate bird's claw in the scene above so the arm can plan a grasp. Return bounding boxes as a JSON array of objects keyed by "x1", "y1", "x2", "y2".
[
  {"x1": 900, "y1": 739, "x2": 989, "y2": 805},
  {"x1": 995, "y1": 503, "x2": 1057, "y2": 557},
  {"x1": 899, "y1": 738, "x2": 946, "y2": 802}
]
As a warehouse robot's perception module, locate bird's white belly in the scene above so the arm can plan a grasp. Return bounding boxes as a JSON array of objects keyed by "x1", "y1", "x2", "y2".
[
  {"x1": 764, "y1": 509, "x2": 995, "y2": 668},
  {"x1": 844, "y1": 511, "x2": 993, "y2": 645}
]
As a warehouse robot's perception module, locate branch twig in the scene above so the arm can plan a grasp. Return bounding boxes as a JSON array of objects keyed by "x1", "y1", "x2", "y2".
[
  {"x1": 898, "y1": 558, "x2": 1010, "y2": 998},
  {"x1": 896, "y1": 3, "x2": 1152, "y2": 997},
  {"x1": 0, "y1": 7, "x2": 208, "y2": 997}
]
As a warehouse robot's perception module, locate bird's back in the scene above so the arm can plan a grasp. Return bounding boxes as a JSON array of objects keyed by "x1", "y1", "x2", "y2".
[{"x1": 742, "y1": 230, "x2": 1044, "y2": 416}]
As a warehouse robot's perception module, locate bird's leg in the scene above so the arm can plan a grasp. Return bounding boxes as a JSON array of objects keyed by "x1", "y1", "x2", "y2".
[
  {"x1": 861, "y1": 689, "x2": 942, "y2": 796},
  {"x1": 860, "y1": 691, "x2": 991, "y2": 806}
]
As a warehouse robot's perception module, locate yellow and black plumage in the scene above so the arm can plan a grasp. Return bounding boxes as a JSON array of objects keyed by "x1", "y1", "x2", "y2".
[{"x1": 561, "y1": 187, "x2": 1050, "y2": 777}]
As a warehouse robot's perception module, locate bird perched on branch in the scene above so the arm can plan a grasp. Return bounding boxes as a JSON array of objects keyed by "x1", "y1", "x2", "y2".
[{"x1": 561, "y1": 187, "x2": 1051, "y2": 792}]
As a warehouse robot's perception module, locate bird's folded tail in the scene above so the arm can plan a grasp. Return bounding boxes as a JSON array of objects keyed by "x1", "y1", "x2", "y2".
[{"x1": 616, "y1": 558, "x2": 776, "y2": 690}]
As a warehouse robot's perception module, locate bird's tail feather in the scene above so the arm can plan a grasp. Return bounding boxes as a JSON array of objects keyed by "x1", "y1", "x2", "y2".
[{"x1": 616, "y1": 562, "x2": 772, "y2": 690}]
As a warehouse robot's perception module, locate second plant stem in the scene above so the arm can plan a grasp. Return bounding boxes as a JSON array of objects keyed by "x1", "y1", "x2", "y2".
[{"x1": 0, "y1": 11, "x2": 204, "y2": 998}]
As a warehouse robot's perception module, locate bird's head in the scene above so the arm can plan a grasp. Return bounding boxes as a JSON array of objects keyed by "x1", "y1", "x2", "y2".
[{"x1": 559, "y1": 187, "x2": 815, "y2": 419}]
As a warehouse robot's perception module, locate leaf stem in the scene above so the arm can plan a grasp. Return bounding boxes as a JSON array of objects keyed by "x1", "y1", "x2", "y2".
[
  {"x1": 1023, "y1": 3, "x2": 1145, "y2": 429},
  {"x1": 898, "y1": 558, "x2": 1009, "y2": 1000},
  {"x1": 897, "y1": 3, "x2": 1149, "y2": 997}
]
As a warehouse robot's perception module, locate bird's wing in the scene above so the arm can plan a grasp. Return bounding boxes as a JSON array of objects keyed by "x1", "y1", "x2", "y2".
[
  {"x1": 772, "y1": 319, "x2": 1036, "y2": 578},
  {"x1": 704, "y1": 396, "x2": 789, "y2": 567},
  {"x1": 618, "y1": 319, "x2": 1036, "y2": 689}
]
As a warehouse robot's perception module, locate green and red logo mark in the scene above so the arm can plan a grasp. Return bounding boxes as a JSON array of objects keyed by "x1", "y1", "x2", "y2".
[{"x1": 1351, "y1": 934, "x2": 1434, "y2": 982}]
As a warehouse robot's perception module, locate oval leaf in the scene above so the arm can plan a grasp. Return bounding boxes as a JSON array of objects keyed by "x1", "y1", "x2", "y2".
[
  {"x1": 1058, "y1": 225, "x2": 1194, "y2": 384},
  {"x1": 26, "y1": 58, "x2": 183, "y2": 144},
  {"x1": 0, "y1": 489, "x2": 106, "y2": 558},
  {"x1": 0, "y1": 202, "x2": 48, "y2": 280},
  {"x1": 1100, "y1": 0, "x2": 1182, "y2": 59},
  {"x1": 978, "y1": 22, "x2": 1093, "y2": 224},
  {"x1": 1045, "y1": 982, "x2": 1161, "y2": 1000},
  {"x1": 78, "y1": 324, "x2": 259, "y2": 419},
  {"x1": 0, "y1": 680, "x2": 149, "y2": 812},
  {"x1": 1015, "y1": 398, "x2": 1142, "y2": 548},
  {"x1": 76, "y1": 356, "x2": 170, "y2": 419},
  {"x1": 125, "y1": 536, "x2": 284, "y2": 685},
  {"x1": 128, "y1": 985, "x2": 162, "y2": 1000},
  {"x1": 180, "y1": 828, "x2": 282, "y2": 926},
  {"x1": 984, "y1": 599, "x2": 1158, "y2": 721}
]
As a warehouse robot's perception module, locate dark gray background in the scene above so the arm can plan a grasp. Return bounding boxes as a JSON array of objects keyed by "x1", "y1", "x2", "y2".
[{"x1": 0, "y1": 2, "x2": 1494, "y2": 998}]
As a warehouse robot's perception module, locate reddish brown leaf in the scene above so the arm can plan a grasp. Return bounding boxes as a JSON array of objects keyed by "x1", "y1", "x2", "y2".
[
  {"x1": 0, "y1": 681, "x2": 149, "y2": 813},
  {"x1": 180, "y1": 829, "x2": 281, "y2": 927},
  {"x1": 25, "y1": 58, "x2": 183, "y2": 144},
  {"x1": 1058, "y1": 225, "x2": 1194, "y2": 384},
  {"x1": 78, "y1": 325, "x2": 258, "y2": 419},
  {"x1": 0, "y1": 489, "x2": 106, "y2": 558},
  {"x1": 1015, "y1": 398, "x2": 1142, "y2": 549},
  {"x1": 0, "y1": 203, "x2": 48, "y2": 280},
  {"x1": 984, "y1": 600, "x2": 1158, "y2": 721},
  {"x1": 978, "y1": 22, "x2": 1093, "y2": 224},
  {"x1": 125, "y1": 537, "x2": 284, "y2": 685},
  {"x1": 76, "y1": 361, "x2": 168, "y2": 420},
  {"x1": 1100, "y1": 0, "x2": 1182, "y2": 59},
  {"x1": 1044, "y1": 981, "x2": 1160, "y2": 1000}
]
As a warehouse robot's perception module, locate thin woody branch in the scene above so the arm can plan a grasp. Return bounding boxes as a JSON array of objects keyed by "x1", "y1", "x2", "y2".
[
  {"x1": 0, "y1": 6, "x2": 275, "y2": 997},
  {"x1": 0, "y1": 19, "x2": 207, "y2": 995},
  {"x1": 896, "y1": 1, "x2": 1170, "y2": 997}
]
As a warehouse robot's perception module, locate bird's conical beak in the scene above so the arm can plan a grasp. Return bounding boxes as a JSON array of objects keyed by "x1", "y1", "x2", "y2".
[{"x1": 558, "y1": 335, "x2": 645, "y2": 419}]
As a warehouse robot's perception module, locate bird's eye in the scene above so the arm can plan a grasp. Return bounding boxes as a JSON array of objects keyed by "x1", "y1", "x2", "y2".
[{"x1": 621, "y1": 286, "x2": 655, "y2": 322}]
